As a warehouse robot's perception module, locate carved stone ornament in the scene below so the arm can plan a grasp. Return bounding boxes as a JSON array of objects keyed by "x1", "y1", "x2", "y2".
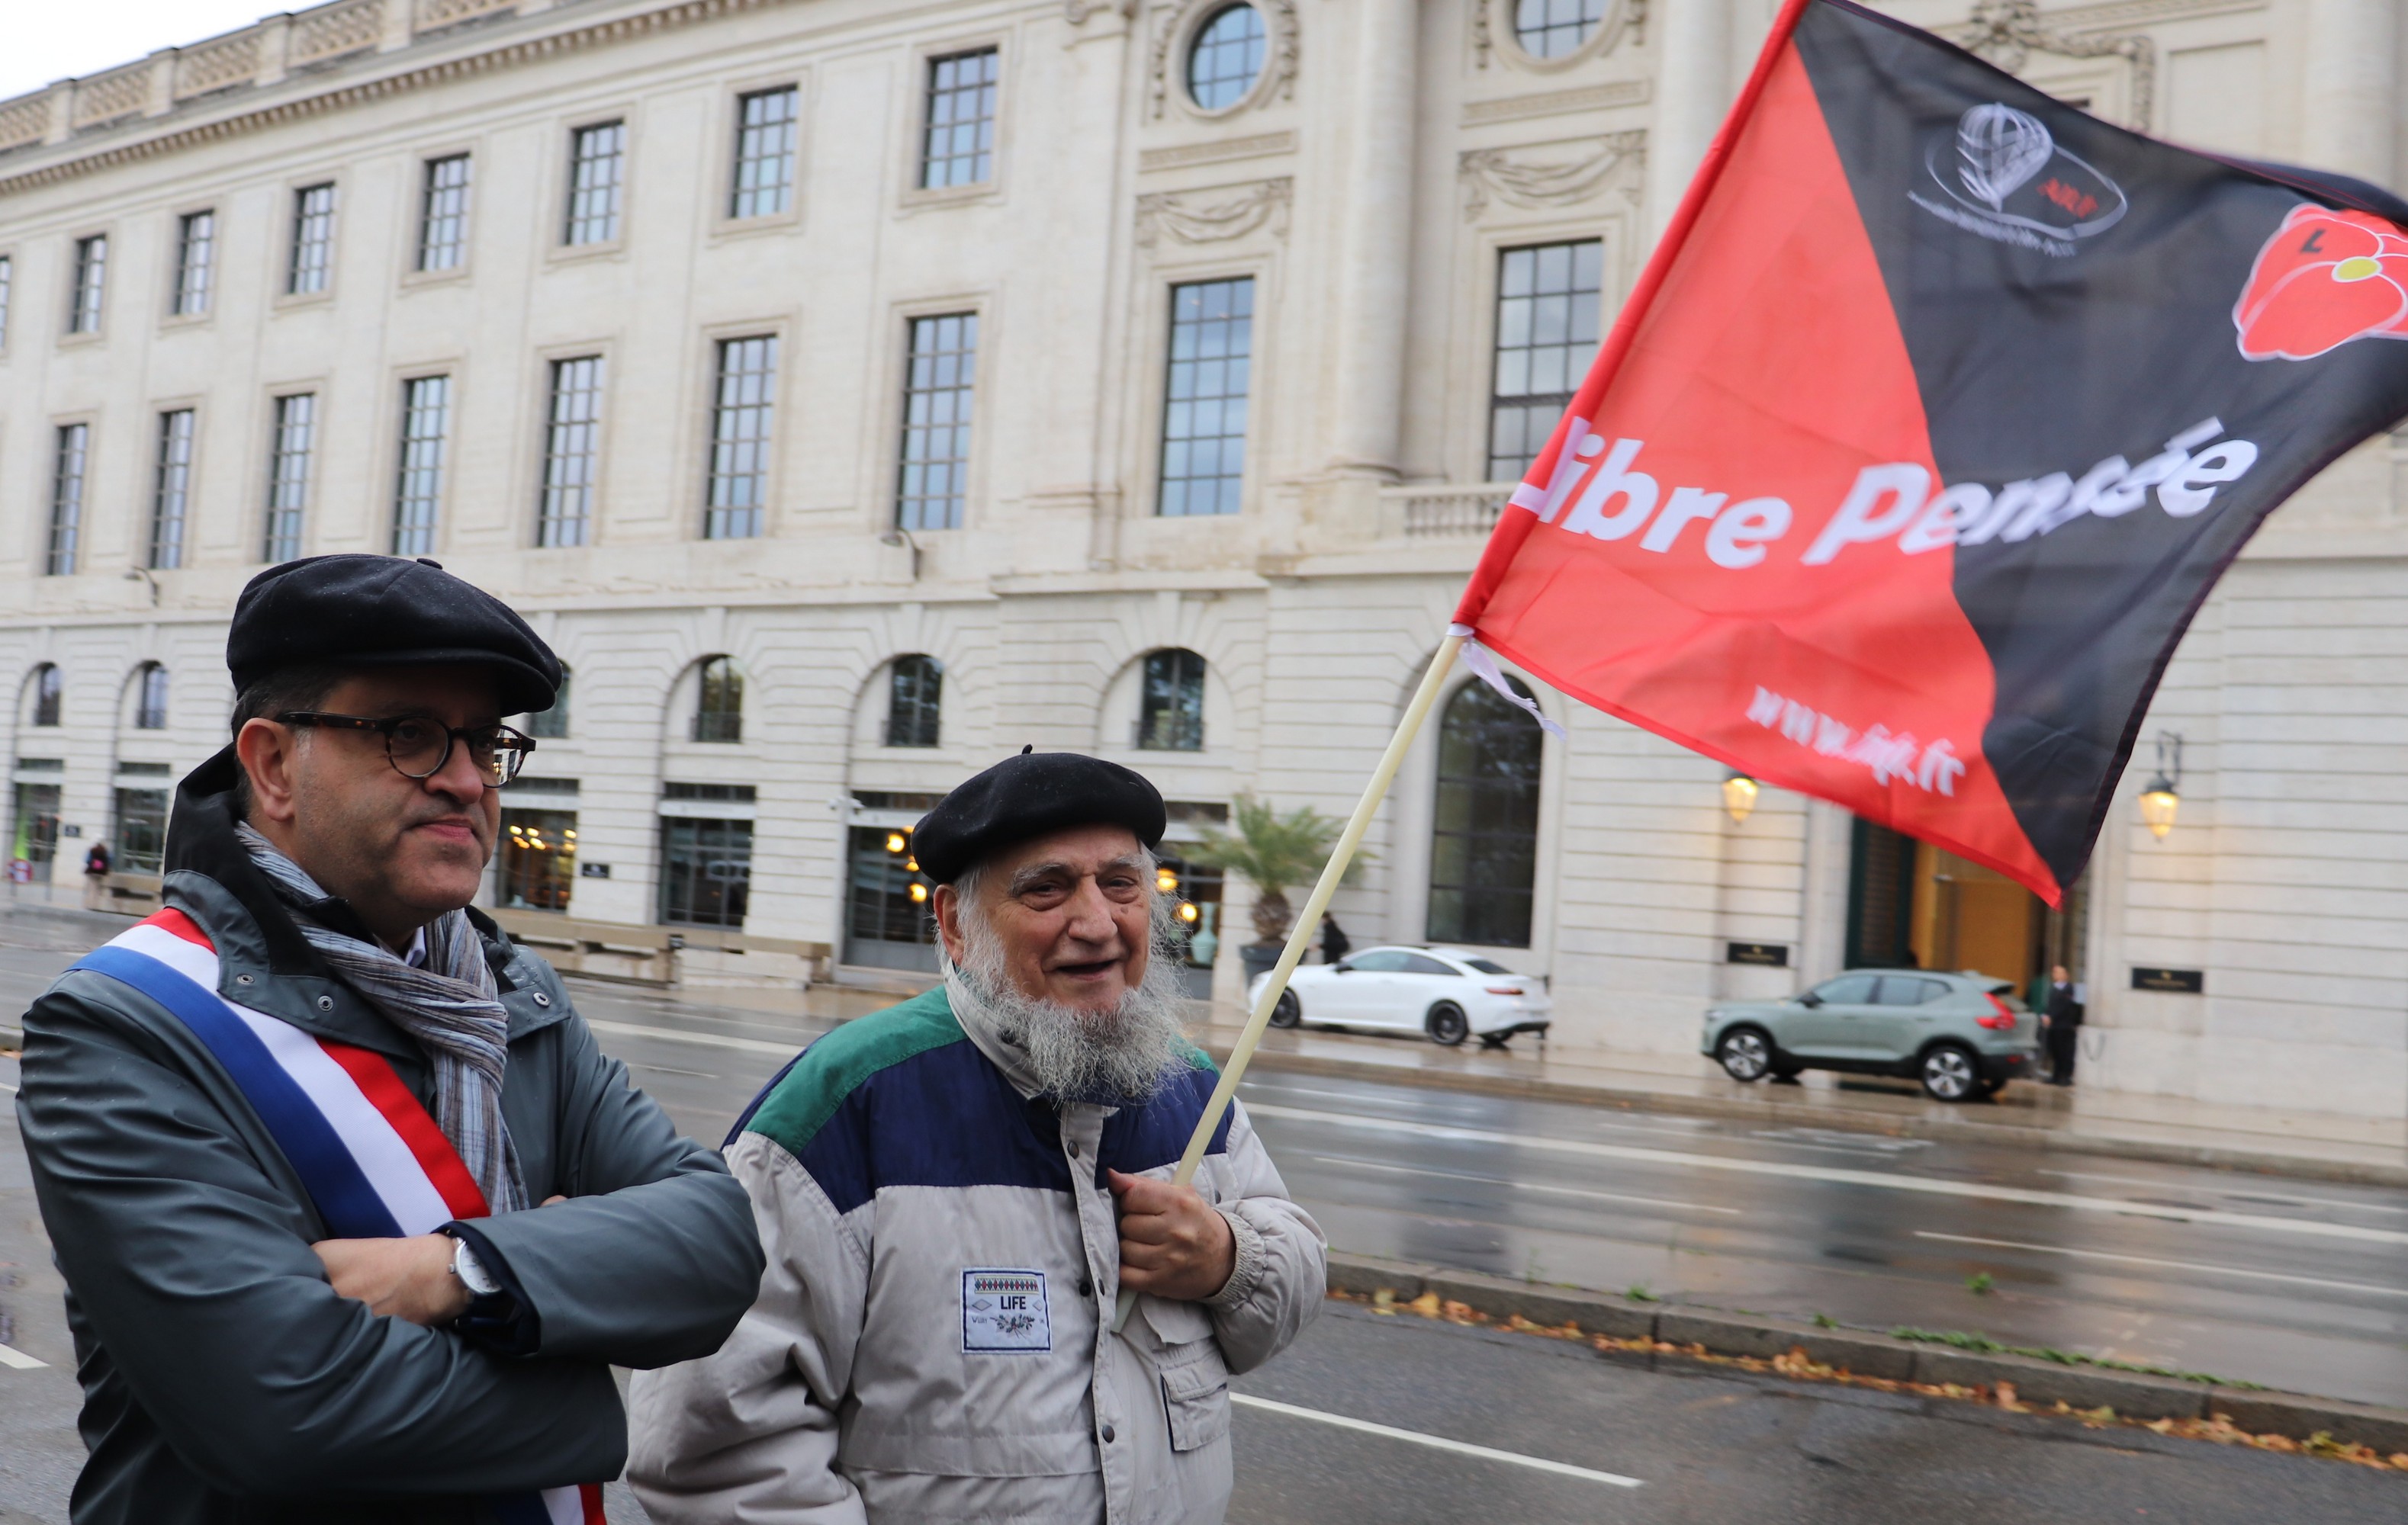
[
  {"x1": 1948, "y1": 0, "x2": 2156, "y2": 128},
  {"x1": 1459, "y1": 131, "x2": 1644, "y2": 220},
  {"x1": 1474, "y1": 0, "x2": 1644, "y2": 70},
  {"x1": 1063, "y1": 0, "x2": 1138, "y2": 22},
  {"x1": 1149, "y1": 0, "x2": 1300, "y2": 120},
  {"x1": 1136, "y1": 176, "x2": 1294, "y2": 248}
]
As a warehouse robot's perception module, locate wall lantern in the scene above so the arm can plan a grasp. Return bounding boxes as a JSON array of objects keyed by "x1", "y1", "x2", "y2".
[
  {"x1": 1156, "y1": 866, "x2": 1181, "y2": 894},
  {"x1": 908, "y1": 881, "x2": 929, "y2": 904},
  {"x1": 1722, "y1": 772, "x2": 1760, "y2": 825},
  {"x1": 1177, "y1": 901, "x2": 1201, "y2": 924},
  {"x1": 2139, "y1": 731, "x2": 2182, "y2": 840},
  {"x1": 885, "y1": 831, "x2": 908, "y2": 854}
]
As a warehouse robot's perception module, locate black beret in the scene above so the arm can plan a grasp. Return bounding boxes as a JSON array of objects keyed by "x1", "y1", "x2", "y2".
[
  {"x1": 913, "y1": 750, "x2": 1166, "y2": 884},
  {"x1": 228, "y1": 555, "x2": 561, "y2": 715}
]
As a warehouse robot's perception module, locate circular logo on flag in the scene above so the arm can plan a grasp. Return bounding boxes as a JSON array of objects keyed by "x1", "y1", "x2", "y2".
[{"x1": 1908, "y1": 104, "x2": 2127, "y2": 257}]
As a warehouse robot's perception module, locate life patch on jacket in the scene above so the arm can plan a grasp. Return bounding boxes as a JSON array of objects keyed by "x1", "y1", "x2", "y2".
[{"x1": 962, "y1": 1269, "x2": 1051, "y2": 1353}]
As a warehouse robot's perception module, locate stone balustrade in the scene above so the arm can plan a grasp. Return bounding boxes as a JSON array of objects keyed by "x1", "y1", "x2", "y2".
[
  {"x1": 1378, "y1": 483, "x2": 1514, "y2": 539},
  {"x1": 0, "y1": 0, "x2": 527, "y2": 152}
]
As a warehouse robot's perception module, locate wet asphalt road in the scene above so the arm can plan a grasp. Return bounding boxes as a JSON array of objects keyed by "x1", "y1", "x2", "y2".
[{"x1": 3, "y1": 911, "x2": 2404, "y2": 1520}]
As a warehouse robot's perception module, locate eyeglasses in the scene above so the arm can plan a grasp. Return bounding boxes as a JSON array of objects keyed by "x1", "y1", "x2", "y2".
[{"x1": 277, "y1": 712, "x2": 537, "y2": 788}]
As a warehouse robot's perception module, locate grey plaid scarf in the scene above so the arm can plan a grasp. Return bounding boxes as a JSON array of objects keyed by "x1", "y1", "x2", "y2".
[{"x1": 236, "y1": 822, "x2": 527, "y2": 1215}]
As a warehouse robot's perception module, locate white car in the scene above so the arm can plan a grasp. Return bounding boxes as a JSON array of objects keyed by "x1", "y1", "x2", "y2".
[{"x1": 1249, "y1": 946, "x2": 1553, "y2": 1048}]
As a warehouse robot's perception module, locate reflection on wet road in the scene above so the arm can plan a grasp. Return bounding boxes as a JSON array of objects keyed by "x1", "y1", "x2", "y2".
[{"x1": 1235, "y1": 1071, "x2": 2408, "y2": 1408}]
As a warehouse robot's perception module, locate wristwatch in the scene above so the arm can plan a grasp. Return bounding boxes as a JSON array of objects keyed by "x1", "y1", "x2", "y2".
[{"x1": 448, "y1": 1235, "x2": 501, "y2": 1297}]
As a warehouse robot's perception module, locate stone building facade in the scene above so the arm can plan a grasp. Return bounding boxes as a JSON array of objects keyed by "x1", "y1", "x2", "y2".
[{"x1": 0, "y1": 0, "x2": 2401, "y2": 1118}]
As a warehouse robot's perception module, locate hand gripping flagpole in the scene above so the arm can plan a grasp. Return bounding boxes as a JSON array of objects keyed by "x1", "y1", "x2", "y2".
[{"x1": 1113, "y1": 634, "x2": 1463, "y2": 1333}]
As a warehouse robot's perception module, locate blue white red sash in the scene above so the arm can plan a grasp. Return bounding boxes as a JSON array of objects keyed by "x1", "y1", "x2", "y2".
[{"x1": 75, "y1": 909, "x2": 605, "y2": 1525}]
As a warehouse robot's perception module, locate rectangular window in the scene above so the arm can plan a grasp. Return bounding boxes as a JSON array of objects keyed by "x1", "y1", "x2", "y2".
[
  {"x1": 172, "y1": 210, "x2": 215, "y2": 316},
  {"x1": 416, "y1": 156, "x2": 471, "y2": 271},
  {"x1": 564, "y1": 122, "x2": 625, "y2": 246},
  {"x1": 11, "y1": 783, "x2": 61, "y2": 871},
  {"x1": 263, "y1": 393, "x2": 316, "y2": 563},
  {"x1": 706, "y1": 335, "x2": 777, "y2": 539},
  {"x1": 392, "y1": 376, "x2": 450, "y2": 557},
  {"x1": 844, "y1": 824, "x2": 938, "y2": 971},
  {"x1": 920, "y1": 49, "x2": 998, "y2": 189},
  {"x1": 288, "y1": 184, "x2": 336, "y2": 295},
  {"x1": 1489, "y1": 239, "x2": 1603, "y2": 482},
  {"x1": 0, "y1": 252, "x2": 13, "y2": 347},
  {"x1": 69, "y1": 235, "x2": 107, "y2": 333},
  {"x1": 500, "y1": 808, "x2": 577, "y2": 911},
  {"x1": 1158, "y1": 277, "x2": 1253, "y2": 517},
  {"x1": 730, "y1": 88, "x2": 798, "y2": 219},
  {"x1": 659, "y1": 816, "x2": 751, "y2": 927},
  {"x1": 113, "y1": 788, "x2": 170, "y2": 874},
  {"x1": 48, "y1": 424, "x2": 88, "y2": 576},
  {"x1": 1137, "y1": 648, "x2": 1206, "y2": 751},
  {"x1": 149, "y1": 409, "x2": 196, "y2": 570},
  {"x1": 897, "y1": 313, "x2": 976, "y2": 531},
  {"x1": 539, "y1": 355, "x2": 605, "y2": 547}
]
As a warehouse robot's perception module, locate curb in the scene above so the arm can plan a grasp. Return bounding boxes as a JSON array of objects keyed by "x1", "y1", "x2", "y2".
[
  {"x1": 1225, "y1": 1046, "x2": 2408, "y2": 1190},
  {"x1": 1325, "y1": 1251, "x2": 2408, "y2": 1456}
]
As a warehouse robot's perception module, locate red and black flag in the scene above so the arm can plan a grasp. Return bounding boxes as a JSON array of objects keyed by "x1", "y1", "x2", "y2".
[{"x1": 1454, "y1": 0, "x2": 2408, "y2": 905}]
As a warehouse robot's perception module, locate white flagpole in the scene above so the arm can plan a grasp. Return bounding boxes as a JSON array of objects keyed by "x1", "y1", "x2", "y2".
[{"x1": 1114, "y1": 634, "x2": 1464, "y2": 1332}]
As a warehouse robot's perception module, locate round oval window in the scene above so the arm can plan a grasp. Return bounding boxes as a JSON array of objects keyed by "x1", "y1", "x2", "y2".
[
  {"x1": 1187, "y1": 4, "x2": 1267, "y2": 111},
  {"x1": 1515, "y1": 0, "x2": 1607, "y2": 59}
]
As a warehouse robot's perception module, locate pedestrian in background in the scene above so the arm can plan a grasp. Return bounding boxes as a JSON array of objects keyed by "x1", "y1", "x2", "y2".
[
  {"x1": 1320, "y1": 910, "x2": 1351, "y2": 966},
  {"x1": 16, "y1": 555, "x2": 763, "y2": 1523},
  {"x1": 2042, "y1": 963, "x2": 2084, "y2": 1087},
  {"x1": 80, "y1": 840, "x2": 111, "y2": 912}
]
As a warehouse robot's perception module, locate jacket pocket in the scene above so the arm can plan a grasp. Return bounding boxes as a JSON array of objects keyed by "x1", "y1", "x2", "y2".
[{"x1": 1159, "y1": 1358, "x2": 1230, "y2": 1453}]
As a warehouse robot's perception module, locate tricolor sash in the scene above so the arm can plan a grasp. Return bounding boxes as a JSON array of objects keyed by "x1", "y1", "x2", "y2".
[{"x1": 74, "y1": 909, "x2": 605, "y2": 1525}]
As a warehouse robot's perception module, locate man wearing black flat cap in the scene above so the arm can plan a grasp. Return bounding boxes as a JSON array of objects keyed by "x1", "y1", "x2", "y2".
[
  {"x1": 631, "y1": 750, "x2": 1324, "y2": 1525},
  {"x1": 17, "y1": 554, "x2": 764, "y2": 1523}
]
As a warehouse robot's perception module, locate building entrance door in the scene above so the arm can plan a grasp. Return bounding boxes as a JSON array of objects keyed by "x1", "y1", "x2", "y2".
[{"x1": 1847, "y1": 819, "x2": 2085, "y2": 994}]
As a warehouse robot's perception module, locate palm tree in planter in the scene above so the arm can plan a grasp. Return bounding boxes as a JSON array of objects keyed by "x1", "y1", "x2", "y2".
[{"x1": 1188, "y1": 795, "x2": 1365, "y2": 981}]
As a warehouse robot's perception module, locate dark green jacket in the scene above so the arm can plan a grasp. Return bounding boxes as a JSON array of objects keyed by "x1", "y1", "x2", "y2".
[{"x1": 14, "y1": 749, "x2": 764, "y2": 1523}]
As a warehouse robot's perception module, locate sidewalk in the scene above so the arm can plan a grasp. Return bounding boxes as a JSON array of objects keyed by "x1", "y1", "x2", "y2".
[{"x1": 1191, "y1": 1008, "x2": 2408, "y2": 1189}]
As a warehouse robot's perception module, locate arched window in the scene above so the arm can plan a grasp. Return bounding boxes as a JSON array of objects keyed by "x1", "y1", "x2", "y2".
[
  {"x1": 133, "y1": 663, "x2": 169, "y2": 730},
  {"x1": 1426, "y1": 677, "x2": 1543, "y2": 947},
  {"x1": 1515, "y1": 0, "x2": 1607, "y2": 59},
  {"x1": 28, "y1": 664, "x2": 62, "y2": 727},
  {"x1": 523, "y1": 665, "x2": 571, "y2": 739},
  {"x1": 693, "y1": 656, "x2": 744, "y2": 743},
  {"x1": 1187, "y1": 5, "x2": 1265, "y2": 110},
  {"x1": 885, "y1": 655, "x2": 944, "y2": 748},
  {"x1": 1137, "y1": 648, "x2": 1206, "y2": 751}
]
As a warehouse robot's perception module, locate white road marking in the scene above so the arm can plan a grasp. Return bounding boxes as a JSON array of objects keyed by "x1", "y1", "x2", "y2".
[
  {"x1": 1246, "y1": 1081, "x2": 1701, "y2": 1135},
  {"x1": 1914, "y1": 1231, "x2": 2408, "y2": 1298},
  {"x1": 1243, "y1": 1102, "x2": 2408, "y2": 1247},
  {"x1": 0, "y1": 1344, "x2": 47, "y2": 1369},
  {"x1": 585, "y1": 1018, "x2": 802, "y2": 1058},
  {"x1": 1231, "y1": 1393, "x2": 1644, "y2": 1488},
  {"x1": 2037, "y1": 1168, "x2": 2408, "y2": 1217},
  {"x1": 1312, "y1": 1154, "x2": 1744, "y2": 1215},
  {"x1": 0, "y1": 1079, "x2": 15, "y2": 1094}
]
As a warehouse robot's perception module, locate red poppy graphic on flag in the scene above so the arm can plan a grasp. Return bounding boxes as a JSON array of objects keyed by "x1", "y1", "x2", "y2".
[
  {"x1": 1450, "y1": 0, "x2": 2408, "y2": 905},
  {"x1": 2234, "y1": 205, "x2": 2408, "y2": 361}
]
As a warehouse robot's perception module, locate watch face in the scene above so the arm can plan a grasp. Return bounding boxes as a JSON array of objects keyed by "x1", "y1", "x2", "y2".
[{"x1": 452, "y1": 1238, "x2": 500, "y2": 1296}]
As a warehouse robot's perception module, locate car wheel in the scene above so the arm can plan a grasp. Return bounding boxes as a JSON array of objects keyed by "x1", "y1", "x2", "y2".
[
  {"x1": 1716, "y1": 1027, "x2": 1773, "y2": 1082},
  {"x1": 1426, "y1": 1003, "x2": 1470, "y2": 1046},
  {"x1": 1268, "y1": 990, "x2": 1301, "y2": 1029},
  {"x1": 1920, "y1": 1043, "x2": 1982, "y2": 1102}
]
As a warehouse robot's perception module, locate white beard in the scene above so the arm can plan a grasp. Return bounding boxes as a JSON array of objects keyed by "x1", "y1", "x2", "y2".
[{"x1": 944, "y1": 903, "x2": 1193, "y2": 1103}]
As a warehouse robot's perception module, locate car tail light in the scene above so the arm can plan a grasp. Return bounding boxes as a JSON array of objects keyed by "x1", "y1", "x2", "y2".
[
  {"x1": 1485, "y1": 986, "x2": 1524, "y2": 996},
  {"x1": 1978, "y1": 994, "x2": 2017, "y2": 1030}
]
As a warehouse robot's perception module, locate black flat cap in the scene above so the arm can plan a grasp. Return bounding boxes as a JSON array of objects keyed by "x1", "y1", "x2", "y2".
[
  {"x1": 913, "y1": 750, "x2": 1166, "y2": 884},
  {"x1": 228, "y1": 555, "x2": 561, "y2": 715}
]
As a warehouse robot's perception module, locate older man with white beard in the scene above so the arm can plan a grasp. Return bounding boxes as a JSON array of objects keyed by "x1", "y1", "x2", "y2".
[{"x1": 629, "y1": 750, "x2": 1325, "y2": 1525}]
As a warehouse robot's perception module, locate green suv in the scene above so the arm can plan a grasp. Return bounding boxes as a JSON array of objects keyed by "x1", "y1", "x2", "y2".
[{"x1": 1701, "y1": 970, "x2": 2039, "y2": 1101}]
